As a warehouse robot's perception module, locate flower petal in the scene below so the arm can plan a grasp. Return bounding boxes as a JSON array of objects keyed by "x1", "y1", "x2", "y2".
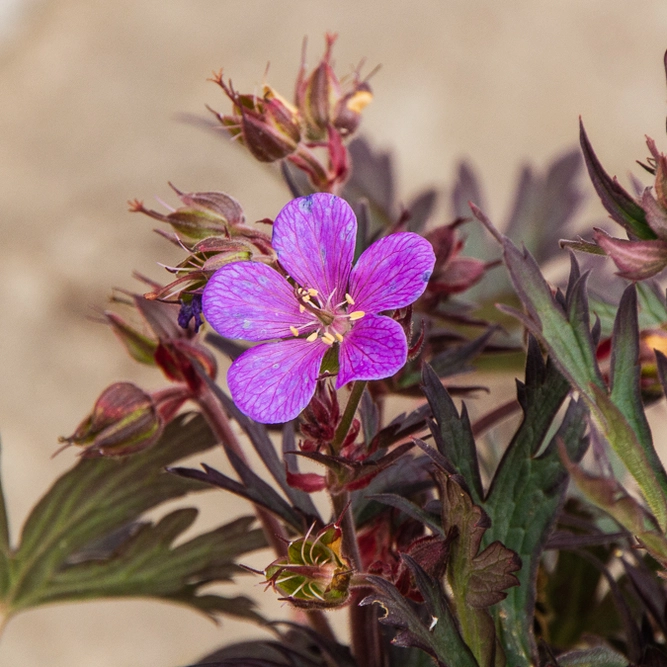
[
  {"x1": 203, "y1": 261, "x2": 316, "y2": 341},
  {"x1": 348, "y1": 232, "x2": 435, "y2": 313},
  {"x1": 272, "y1": 194, "x2": 357, "y2": 299},
  {"x1": 228, "y1": 339, "x2": 327, "y2": 423},
  {"x1": 336, "y1": 315, "x2": 407, "y2": 388}
]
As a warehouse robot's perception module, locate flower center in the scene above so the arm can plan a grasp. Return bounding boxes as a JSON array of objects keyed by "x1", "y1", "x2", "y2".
[{"x1": 289, "y1": 287, "x2": 365, "y2": 344}]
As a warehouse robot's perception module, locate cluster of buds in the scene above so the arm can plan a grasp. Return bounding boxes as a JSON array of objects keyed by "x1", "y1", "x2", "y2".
[
  {"x1": 62, "y1": 294, "x2": 217, "y2": 457},
  {"x1": 285, "y1": 381, "x2": 415, "y2": 494},
  {"x1": 263, "y1": 520, "x2": 353, "y2": 609},
  {"x1": 563, "y1": 124, "x2": 667, "y2": 281},
  {"x1": 129, "y1": 184, "x2": 274, "y2": 307},
  {"x1": 208, "y1": 34, "x2": 374, "y2": 193}
]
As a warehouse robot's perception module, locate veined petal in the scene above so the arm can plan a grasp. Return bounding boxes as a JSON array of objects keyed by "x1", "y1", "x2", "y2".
[
  {"x1": 348, "y1": 232, "x2": 435, "y2": 313},
  {"x1": 336, "y1": 315, "x2": 407, "y2": 388},
  {"x1": 203, "y1": 262, "x2": 316, "y2": 341},
  {"x1": 228, "y1": 339, "x2": 328, "y2": 423},
  {"x1": 273, "y1": 194, "x2": 356, "y2": 299}
]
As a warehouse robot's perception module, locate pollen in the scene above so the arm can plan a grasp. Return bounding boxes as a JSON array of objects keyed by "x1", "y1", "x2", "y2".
[
  {"x1": 307, "y1": 288, "x2": 319, "y2": 296},
  {"x1": 345, "y1": 293, "x2": 355, "y2": 305},
  {"x1": 321, "y1": 332, "x2": 336, "y2": 345},
  {"x1": 346, "y1": 90, "x2": 373, "y2": 114},
  {"x1": 289, "y1": 326, "x2": 299, "y2": 337},
  {"x1": 306, "y1": 331, "x2": 319, "y2": 342},
  {"x1": 348, "y1": 310, "x2": 365, "y2": 321},
  {"x1": 299, "y1": 304, "x2": 306, "y2": 313},
  {"x1": 334, "y1": 332, "x2": 344, "y2": 342}
]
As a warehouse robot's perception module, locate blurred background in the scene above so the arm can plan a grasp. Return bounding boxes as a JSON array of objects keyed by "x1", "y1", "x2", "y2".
[{"x1": 1, "y1": 1, "x2": 667, "y2": 665}]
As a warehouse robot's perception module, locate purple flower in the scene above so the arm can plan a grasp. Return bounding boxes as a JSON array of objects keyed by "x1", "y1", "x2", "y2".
[{"x1": 202, "y1": 194, "x2": 435, "y2": 423}]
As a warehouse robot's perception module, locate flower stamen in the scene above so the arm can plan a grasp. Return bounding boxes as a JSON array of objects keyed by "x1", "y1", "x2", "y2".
[
  {"x1": 348, "y1": 310, "x2": 365, "y2": 321},
  {"x1": 321, "y1": 332, "x2": 336, "y2": 345},
  {"x1": 306, "y1": 331, "x2": 319, "y2": 342}
]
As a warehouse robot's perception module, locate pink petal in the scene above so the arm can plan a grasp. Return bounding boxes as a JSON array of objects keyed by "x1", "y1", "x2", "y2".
[
  {"x1": 336, "y1": 315, "x2": 407, "y2": 388},
  {"x1": 203, "y1": 262, "x2": 316, "y2": 342},
  {"x1": 272, "y1": 194, "x2": 357, "y2": 299},
  {"x1": 228, "y1": 338, "x2": 327, "y2": 423},
  {"x1": 348, "y1": 233, "x2": 435, "y2": 313}
]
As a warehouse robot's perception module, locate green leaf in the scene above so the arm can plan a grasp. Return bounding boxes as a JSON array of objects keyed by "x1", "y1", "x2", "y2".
[
  {"x1": 421, "y1": 364, "x2": 483, "y2": 504},
  {"x1": 26, "y1": 510, "x2": 265, "y2": 621},
  {"x1": 579, "y1": 119, "x2": 654, "y2": 240},
  {"x1": 481, "y1": 338, "x2": 588, "y2": 666},
  {"x1": 556, "y1": 646, "x2": 629, "y2": 667},
  {"x1": 363, "y1": 563, "x2": 479, "y2": 667},
  {"x1": 474, "y1": 209, "x2": 667, "y2": 531},
  {"x1": 440, "y1": 474, "x2": 521, "y2": 667},
  {"x1": 4, "y1": 414, "x2": 263, "y2": 620}
]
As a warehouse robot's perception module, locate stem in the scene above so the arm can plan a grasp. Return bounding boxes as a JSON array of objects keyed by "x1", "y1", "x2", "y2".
[
  {"x1": 196, "y1": 386, "x2": 288, "y2": 557},
  {"x1": 329, "y1": 381, "x2": 385, "y2": 665},
  {"x1": 197, "y1": 385, "x2": 336, "y2": 640},
  {"x1": 332, "y1": 381, "x2": 366, "y2": 453}
]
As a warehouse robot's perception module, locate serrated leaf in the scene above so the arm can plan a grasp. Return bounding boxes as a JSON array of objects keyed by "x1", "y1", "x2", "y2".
[
  {"x1": 26, "y1": 509, "x2": 265, "y2": 621},
  {"x1": 579, "y1": 119, "x2": 654, "y2": 240},
  {"x1": 363, "y1": 565, "x2": 479, "y2": 667},
  {"x1": 440, "y1": 474, "x2": 520, "y2": 667},
  {"x1": 421, "y1": 364, "x2": 483, "y2": 504},
  {"x1": 5, "y1": 414, "x2": 262, "y2": 620},
  {"x1": 464, "y1": 336, "x2": 588, "y2": 666},
  {"x1": 475, "y1": 211, "x2": 667, "y2": 531}
]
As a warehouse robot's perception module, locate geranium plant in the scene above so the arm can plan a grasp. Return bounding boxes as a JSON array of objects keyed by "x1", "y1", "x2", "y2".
[{"x1": 4, "y1": 34, "x2": 667, "y2": 667}]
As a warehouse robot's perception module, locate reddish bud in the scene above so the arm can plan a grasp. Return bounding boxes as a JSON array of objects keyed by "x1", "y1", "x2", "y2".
[
  {"x1": 60, "y1": 382, "x2": 164, "y2": 457},
  {"x1": 593, "y1": 227, "x2": 667, "y2": 280},
  {"x1": 211, "y1": 76, "x2": 301, "y2": 163}
]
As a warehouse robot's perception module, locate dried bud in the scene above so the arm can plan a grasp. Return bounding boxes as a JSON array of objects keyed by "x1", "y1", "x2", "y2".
[
  {"x1": 211, "y1": 76, "x2": 301, "y2": 163},
  {"x1": 60, "y1": 382, "x2": 164, "y2": 457},
  {"x1": 264, "y1": 522, "x2": 352, "y2": 608},
  {"x1": 299, "y1": 381, "x2": 340, "y2": 451},
  {"x1": 296, "y1": 34, "x2": 373, "y2": 141}
]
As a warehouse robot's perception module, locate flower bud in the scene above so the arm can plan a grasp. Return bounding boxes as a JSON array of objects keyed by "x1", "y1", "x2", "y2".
[
  {"x1": 264, "y1": 522, "x2": 352, "y2": 608},
  {"x1": 60, "y1": 382, "x2": 164, "y2": 457},
  {"x1": 211, "y1": 76, "x2": 301, "y2": 163}
]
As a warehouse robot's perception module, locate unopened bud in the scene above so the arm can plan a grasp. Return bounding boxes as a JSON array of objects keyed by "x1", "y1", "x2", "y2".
[{"x1": 60, "y1": 382, "x2": 163, "y2": 457}]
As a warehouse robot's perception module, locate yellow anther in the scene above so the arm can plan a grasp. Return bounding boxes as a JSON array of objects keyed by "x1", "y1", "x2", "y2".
[
  {"x1": 306, "y1": 331, "x2": 319, "y2": 342},
  {"x1": 299, "y1": 304, "x2": 306, "y2": 313},
  {"x1": 348, "y1": 310, "x2": 365, "y2": 321},
  {"x1": 345, "y1": 293, "x2": 355, "y2": 305},
  {"x1": 289, "y1": 326, "x2": 299, "y2": 337},
  {"x1": 307, "y1": 288, "x2": 318, "y2": 296},
  {"x1": 302, "y1": 295, "x2": 312, "y2": 303},
  {"x1": 334, "y1": 332, "x2": 344, "y2": 342},
  {"x1": 321, "y1": 332, "x2": 336, "y2": 345},
  {"x1": 346, "y1": 90, "x2": 373, "y2": 114}
]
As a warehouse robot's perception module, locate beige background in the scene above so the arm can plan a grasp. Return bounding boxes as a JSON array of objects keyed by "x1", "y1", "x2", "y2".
[{"x1": 1, "y1": 1, "x2": 667, "y2": 665}]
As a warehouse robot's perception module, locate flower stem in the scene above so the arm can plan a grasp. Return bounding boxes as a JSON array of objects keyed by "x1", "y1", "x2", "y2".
[{"x1": 332, "y1": 380, "x2": 366, "y2": 453}]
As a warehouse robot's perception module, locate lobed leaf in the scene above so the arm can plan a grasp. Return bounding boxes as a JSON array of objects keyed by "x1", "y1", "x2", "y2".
[{"x1": 5, "y1": 414, "x2": 263, "y2": 619}]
